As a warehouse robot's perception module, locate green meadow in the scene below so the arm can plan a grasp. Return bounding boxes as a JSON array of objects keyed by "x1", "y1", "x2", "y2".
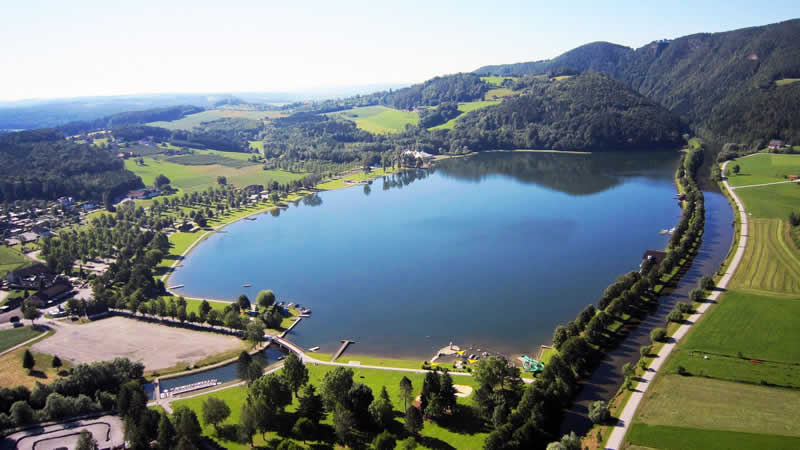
[
  {"x1": 479, "y1": 76, "x2": 516, "y2": 86},
  {"x1": 147, "y1": 109, "x2": 284, "y2": 131},
  {"x1": 171, "y1": 364, "x2": 486, "y2": 450},
  {"x1": 0, "y1": 245, "x2": 29, "y2": 278},
  {"x1": 332, "y1": 106, "x2": 419, "y2": 134},
  {"x1": 430, "y1": 100, "x2": 501, "y2": 130},
  {"x1": 726, "y1": 153, "x2": 800, "y2": 187},
  {"x1": 627, "y1": 423, "x2": 800, "y2": 450},
  {"x1": 0, "y1": 326, "x2": 44, "y2": 353},
  {"x1": 735, "y1": 183, "x2": 800, "y2": 219},
  {"x1": 730, "y1": 219, "x2": 800, "y2": 295},
  {"x1": 485, "y1": 87, "x2": 515, "y2": 100}
]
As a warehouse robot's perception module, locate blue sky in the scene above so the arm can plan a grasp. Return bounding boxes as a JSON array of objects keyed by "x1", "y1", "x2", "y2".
[{"x1": 0, "y1": 0, "x2": 797, "y2": 101}]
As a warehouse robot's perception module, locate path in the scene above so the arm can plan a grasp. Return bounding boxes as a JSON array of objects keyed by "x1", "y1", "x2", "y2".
[
  {"x1": 730, "y1": 179, "x2": 800, "y2": 189},
  {"x1": 331, "y1": 340, "x2": 354, "y2": 361},
  {"x1": 605, "y1": 160, "x2": 749, "y2": 449}
]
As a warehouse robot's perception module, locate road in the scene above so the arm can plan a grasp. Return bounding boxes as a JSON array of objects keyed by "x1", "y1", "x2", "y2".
[
  {"x1": 730, "y1": 179, "x2": 800, "y2": 189},
  {"x1": 604, "y1": 160, "x2": 749, "y2": 449}
]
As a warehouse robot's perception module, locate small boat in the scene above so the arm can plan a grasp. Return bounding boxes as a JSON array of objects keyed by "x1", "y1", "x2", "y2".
[
  {"x1": 244, "y1": 217, "x2": 256, "y2": 221},
  {"x1": 242, "y1": 283, "x2": 251, "y2": 288},
  {"x1": 659, "y1": 229, "x2": 668, "y2": 235},
  {"x1": 309, "y1": 346, "x2": 320, "y2": 352}
]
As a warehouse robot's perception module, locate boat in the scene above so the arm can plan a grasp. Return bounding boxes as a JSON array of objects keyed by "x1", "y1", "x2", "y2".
[
  {"x1": 659, "y1": 229, "x2": 668, "y2": 235},
  {"x1": 243, "y1": 217, "x2": 256, "y2": 221},
  {"x1": 242, "y1": 283, "x2": 251, "y2": 287},
  {"x1": 309, "y1": 346, "x2": 320, "y2": 352}
]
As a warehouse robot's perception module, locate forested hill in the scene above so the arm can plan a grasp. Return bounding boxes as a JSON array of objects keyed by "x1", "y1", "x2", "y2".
[
  {"x1": 446, "y1": 73, "x2": 684, "y2": 152},
  {"x1": 475, "y1": 19, "x2": 800, "y2": 145},
  {"x1": 60, "y1": 105, "x2": 204, "y2": 136},
  {"x1": 0, "y1": 129, "x2": 142, "y2": 203}
]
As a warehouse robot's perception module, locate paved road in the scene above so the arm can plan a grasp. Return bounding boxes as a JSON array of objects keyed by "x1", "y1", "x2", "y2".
[
  {"x1": 730, "y1": 179, "x2": 800, "y2": 189},
  {"x1": 605, "y1": 160, "x2": 749, "y2": 449}
]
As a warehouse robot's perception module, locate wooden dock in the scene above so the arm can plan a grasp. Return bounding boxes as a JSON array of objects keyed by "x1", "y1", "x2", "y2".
[{"x1": 331, "y1": 340, "x2": 355, "y2": 362}]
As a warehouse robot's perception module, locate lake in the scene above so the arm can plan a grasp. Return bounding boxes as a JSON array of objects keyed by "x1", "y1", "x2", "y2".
[{"x1": 170, "y1": 151, "x2": 681, "y2": 359}]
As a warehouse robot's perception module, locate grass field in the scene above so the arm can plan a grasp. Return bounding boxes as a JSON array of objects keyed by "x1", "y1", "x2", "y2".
[
  {"x1": 164, "y1": 153, "x2": 255, "y2": 169},
  {"x1": 430, "y1": 100, "x2": 501, "y2": 130},
  {"x1": 311, "y1": 353, "x2": 423, "y2": 370},
  {"x1": 627, "y1": 423, "x2": 800, "y2": 450},
  {"x1": 332, "y1": 106, "x2": 419, "y2": 134},
  {"x1": 735, "y1": 183, "x2": 800, "y2": 219},
  {"x1": 125, "y1": 155, "x2": 303, "y2": 195},
  {"x1": 147, "y1": 109, "x2": 284, "y2": 130},
  {"x1": 727, "y1": 153, "x2": 800, "y2": 187},
  {"x1": 0, "y1": 330, "x2": 70, "y2": 389},
  {"x1": 730, "y1": 219, "x2": 800, "y2": 295},
  {"x1": 776, "y1": 78, "x2": 800, "y2": 86},
  {"x1": 172, "y1": 364, "x2": 485, "y2": 450},
  {"x1": 0, "y1": 245, "x2": 29, "y2": 278},
  {"x1": 634, "y1": 375, "x2": 800, "y2": 438},
  {"x1": 0, "y1": 326, "x2": 43, "y2": 353},
  {"x1": 485, "y1": 88, "x2": 515, "y2": 100},
  {"x1": 480, "y1": 76, "x2": 516, "y2": 86}
]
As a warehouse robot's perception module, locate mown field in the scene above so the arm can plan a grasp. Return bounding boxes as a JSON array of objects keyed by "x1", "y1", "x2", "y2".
[
  {"x1": 627, "y1": 423, "x2": 800, "y2": 450},
  {"x1": 735, "y1": 183, "x2": 800, "y2": 219},
  {"x1": 730, "y1": 219, "x2": 800, "y2": 295},
  {"x1": 0, "y1": 245, "x2": 29, "y2": 278},
  {"x1": 485, "y1": 88, "x2": 515, "y2": 100},
  {"x1": 479, "y1": 76, "x2": 516, "y2": 86},
  {"x1": 430, "y1": 100, "x2": 501, "y2": 130},
  {"x1": 726, "y1": 153, "x2": 800, "y2": 187},
  {"x1": 633, "y1": 376, "x2": 800, "y2": 438},
  {"x1": 0, "y1": 326, "x2": 43, "y2": 353},
  {"x1": 147, "y1": 109, "x2": 285, "y2": 130},
  {"x1": 171, "y1": 364, "x2": 485, "y2": 450},
  {"x1": 332, "y1": 106, "x2": 419, "y2": 134}
]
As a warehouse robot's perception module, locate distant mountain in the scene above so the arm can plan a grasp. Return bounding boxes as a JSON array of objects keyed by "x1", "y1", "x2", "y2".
[
  {"x1": 475, "y1": 19, "x2": 800, "y2": 145},
  {"x1": 446, "y1": 73, "x2": 684, "y2": 152}
]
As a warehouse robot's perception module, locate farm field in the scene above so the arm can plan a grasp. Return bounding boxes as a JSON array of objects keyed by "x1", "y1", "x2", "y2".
[
  {"x1": 633, "y1": 375, "x2": 800, "y2": 438},
  {"x1": 480, "y1": 76, "x2": 516, "y2": 86},
  {"x1": 171, "y1": 364, "x2": 485, "y2": 450},
  {"x1": 726, "y1": 153, "x2": 800, "y2": 187},
  {"x1": 730, "y1": 218, "x2": 800, "y2": 295},
  {"x1": 147, "y1": 109, "x2": 284, "y2": 130},
  {"x1": 485, "y1": 87, "x2": 515, "y2": 100},
  {"x1": 0, "y1": 326, "x2": 43, "y2": 353},
  {"x1": 627, "y1": 423, "x2": 800, "y2": 450},
  {"x1": 331, "y1": 105, "x2": 419, "y2": 133},
  {"x1": 0, "y1": 245, "x2": 29, "y2": 278},
  {"x1": 735, "y1": 183, "x2": 800, "y2": 219},
  {"x1": 430, "y1": 100, "x2": 501, "y2": 130}
]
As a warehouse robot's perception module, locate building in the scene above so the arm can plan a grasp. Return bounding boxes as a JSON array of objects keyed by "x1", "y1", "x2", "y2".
[
  {"x1": 25, "y1": 280, "x2": 74, "y2": 307},
  {"x1": 6, "y1": 263, "x2": 54, "y2": 288},
  {"x1": 127, "y1": 189, "x2": 160, "y2": 200},
  {"x1": 242, "y1": 184, "x2": 264, "y2": 195},
  {"x1": 641, "y1": 250, "x2": 668, "y2": 271},
  {"x1": 768, "y1": 139, "x2": 786, "y2": 149}
]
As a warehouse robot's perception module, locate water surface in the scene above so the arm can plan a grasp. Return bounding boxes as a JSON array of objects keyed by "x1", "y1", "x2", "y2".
[{"x1": 171, "y1": 151, "x2": 681, "y2": 359}]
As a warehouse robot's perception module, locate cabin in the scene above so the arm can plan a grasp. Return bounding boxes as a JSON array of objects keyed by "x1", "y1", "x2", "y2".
[
  {"x1": 768, "y1": 139, "x2": 786, "y2": 149},
  {"x1": 640, "y1": 250, "x2": 668, "y2": 271},
  {"x1": 127, "y1": 189, "x2": 160, "y2": 200}
]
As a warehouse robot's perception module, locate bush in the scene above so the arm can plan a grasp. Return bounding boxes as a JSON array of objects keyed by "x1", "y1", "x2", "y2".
[
  {"x1": 588, "y1": 400, "x2": 610, "y2": 424},
  {"x1": 700, "y1": 276, "x2": 715, "y2": 291},
  {"x1": 650, "y1": 328, "x2": 667, "y2": 343},
  {"x1": 667, "y1": 309, "x2": 683, "y2": 323},
  {"x1": 677, "y1": 302, "x2": 693, "y2": 314},
  {"x1": 677, "y1": 365, "x2": 689, "y2": 376},
  {"x1": 689, "y1": 288, "x2": 705, "y2": 302},
  {"x1": 640, "y1": 345, "x2": 652, "y2": 358}
]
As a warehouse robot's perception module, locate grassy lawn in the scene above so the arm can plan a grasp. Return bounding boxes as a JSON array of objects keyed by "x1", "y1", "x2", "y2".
[
  {"x1": 727, "y1": 153, "x2": 800, "y2": 187},
  {"x1": 147, "y1": 109, "x2": 284, "y2": 130},
  {"x1": 627, "y1": 423, "x2": 800, "y2": 450},
  {"x1": 480, "y1": 76, "x2": 516, "y2": 86},
  {"x1": 0, "y1": 331, "x2": 71, "y2": 389},
  {"x1": 310, "y1": 353, "x2": 423, "y2": 370},
  {"x1": 316, "y1": 167, "x2": 401, "y2": 190},
  {"x1": 485, "y1": 88, "x2": 515, "y2": 100},
  {"x1": 0, "y1": 326, "x2": 43, "y2": 353},
  {"x1": 0, "y1": 245, "x2": 30, "y2": 278},
  {"x1": 430, "y1": 100, "x2": 501, "y2": 130},
  {"x1": 172, "y1": 364, "x2": 485, "y2": 449},
  {"x1": 633, "y1": 375, "x2": 800, "y2": 438},
  {"x1": 735, "y1": 183, "x2": 800, "y2": 219},
  {"x1": 331, "y1": 106, "x2": 419, "y2": 134},
  {"x1": 730, "y1": 219, "x2": 800, "y2": 295}
]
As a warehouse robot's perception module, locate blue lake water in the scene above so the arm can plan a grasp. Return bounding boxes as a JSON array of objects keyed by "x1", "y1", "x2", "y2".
[{"x1": 171, "y1": 151, "x2": 681, "y2": 359}]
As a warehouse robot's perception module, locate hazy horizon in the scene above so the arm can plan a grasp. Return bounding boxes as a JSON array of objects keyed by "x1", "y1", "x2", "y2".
[{"x1": 1, "y1": 0, "x2": 797, "y2": 101}]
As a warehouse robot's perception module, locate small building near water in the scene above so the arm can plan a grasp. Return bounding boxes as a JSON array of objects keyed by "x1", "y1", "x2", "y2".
[{"x1": 640, "y1": 250, "x2": 668, "y2": 271}]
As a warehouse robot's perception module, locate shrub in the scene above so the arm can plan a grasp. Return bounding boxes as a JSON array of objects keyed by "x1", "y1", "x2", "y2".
[
  {"x1": 640, "y1": 345, "x2": 652, "y2": 358},
  {"x1": 677, "y1": 302, "x2": 693, "y2": 314},
  {"x1": 588, "y1": 400, "x2": 610, "y2": 424},
  {"x1": 650, "y1": 328, "x2": 667, "y2": 343},
  {"x1": 689, "y1": 288, "x2": 705, "y2": 302},
  {"x1": 677, "y1": 365, "x2": 689, "y2": 376},
  {"x1": 667, "y1": 309, "x2": 683, "y2": 323},
  {"x1": 700, "y1": 276, "x2": 715, "y2": 291}
]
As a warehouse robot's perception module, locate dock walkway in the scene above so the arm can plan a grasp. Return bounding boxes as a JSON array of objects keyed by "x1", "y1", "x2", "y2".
[{"x1": 331, "y1": 340, "x2": 354, "y2": 362}]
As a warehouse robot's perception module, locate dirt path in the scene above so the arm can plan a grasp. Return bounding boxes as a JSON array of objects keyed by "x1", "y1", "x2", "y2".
[{"x1": 605, "y1": 160, "x2": 750, "y2": 449}]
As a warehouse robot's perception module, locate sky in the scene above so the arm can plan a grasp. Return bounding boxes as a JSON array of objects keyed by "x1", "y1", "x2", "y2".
[{"x1": 1, "y1": 0, "x2": 797, "y2": 101}]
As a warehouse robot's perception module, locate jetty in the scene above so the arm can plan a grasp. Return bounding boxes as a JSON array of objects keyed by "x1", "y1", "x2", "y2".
[
  {"x1": 167, "y1": 284, "x2": 184, "y2": 290},
  {"x1": 331, "y1": 340, "x2": 355, "y2": 362}
]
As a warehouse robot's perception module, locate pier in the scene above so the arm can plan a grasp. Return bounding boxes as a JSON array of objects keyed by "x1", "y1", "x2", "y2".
[{"x1": 331, "y1": 340, "x2": 355, "y2": 362}]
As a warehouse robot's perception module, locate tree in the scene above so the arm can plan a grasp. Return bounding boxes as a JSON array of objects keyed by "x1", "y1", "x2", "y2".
[
  {"x1": 588, "y1": 400, "x2": 610, "y2": 424},
  {"x1": 320, "y1": 366, "x2": 354, "y2": 410},
  {"x1": 732, "y1": 164, "x2": 740, "y2": 175},
  {"x1": 245, "y1": 319, "x2": 266, "y2": 347},
  {"x1": 199, "y1": 300, "x2": 212, "y2": 320},
  {"x1": 372, "y1": 431, "x2": 397, "y2": 450},
  {"x1": 52, "y1": 355, "x2": 62, "y2": 368},
  {"x1": 298, "y1": 383, "x2": 326, "y2": 424},
  {"x1": 10, "y1": 400, "x2": 34, "y2": 425},
  {"x1": 236, "y1": 351, "x2": 252, "y2": 381},
  {"x1": 689, "y1": 288, "x2": 705, "y2": 302},
  {"x1": 256, "y1": 289, "x2": 276, "y2": 308},
  {"x1": 158, "y1": 412, "x2": 176, "y2": 450},
  {"x1": 201, "y1": 397, "x2": 231, "y2": 433},
  {"x1": 283, "y1": 352, "x2": 309, "y2": 397},
  {"x1": 292, "y1": 417, "x2": 315, "y2": 444},
  {"x1": 246, "y1": 360, "x2": 265, "y2": 384},
  {"x1": 474, "y1": 357, "x2": 519, "y2": 391},
  {"x1": 263, "y1": 305, "x2": 283, "y2": 329},
  {"x1": 76, "y1": 430, "x2": 98, "y2": 450},
  {"x1": 650, "y1": 327, "x2": 667, "y2": 343},
  {"x1": 333, "y1": 404, "x2": 354, "y2": 445},
  {"x1": 621, "y1": 362, "x2": 635, "y2": 378},
  {"x1": 700, "y1": 275, "x2": 715, "y2": 291},
  {"x1": 237, "y1": 294, "x2": 251, "y2": 311},
  {"x1": 439, "y1": 371, "x2": 457, "y2": 413},
  {"x1": 552, "y1": 325, "x2": 568, "y2": 349},
  {"x1": 399, "y1": 376, "x2": 413, "y2": 412},
  {"x1": 405, "y1": 406, "x2": 424, "y2": 434},
  {"x1": 173, "y1": 406, "x2": 202, "y2": 444},
  {"x1": 23, "y1": 349, "x2": 35, "y2": 372},
  {"x1": 154, "y1": 174, "x2": 171, "y2": 188},
  {"x1": 216, "y1": 176, "x2": 227, "y2": 185},
  {"x1": 249, "y1": 373, "x2": 292, "y2": 412},
  {"x1": 22, "y1": 301, "x2": 41, "y2": 326},
  {"x1": 667, "y1": 308, "x2": 684, "y2": 323},
  {"x1": 346, "y1": 383, "x2": 374, "y2": 426},
  {"x1": 237, "y1": 402, "x2": 257, "y2": 446},
  {"x1": 369, "y1": 386, "x2": 395, "y2": 428}
]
